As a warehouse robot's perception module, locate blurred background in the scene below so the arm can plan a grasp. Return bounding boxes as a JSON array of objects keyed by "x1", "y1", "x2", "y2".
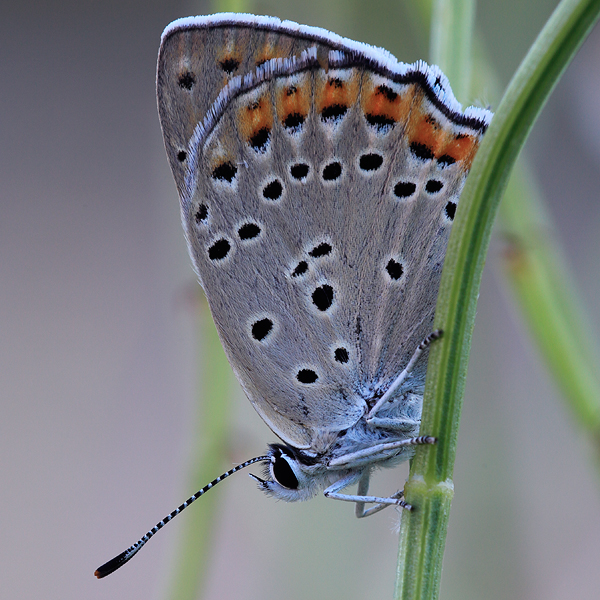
[{"x1": 1, "y1": 0, "x2": 600, "y2": 598}]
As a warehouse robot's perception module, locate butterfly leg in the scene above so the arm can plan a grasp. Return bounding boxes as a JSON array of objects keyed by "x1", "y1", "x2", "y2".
[
  {"x1": 365, "y1": 416, "x2": 420, "y2": 431},
  {"x1": 366, "y1": 329, "x2": 443, "y2": 421},
  {"x1": 328, "y1": 436, "x2": 436, "y2": 468},
  {"x1": 353, "y1": 470, "x2": 369, "y2": 518},
  {"x1": 358, "y1": 490, "x2": 408, "y2": 517},
  {"x1": 323, "y1": 470, "x2": 411, "y2": 513},
  {"x1": 353, "y1": 470, "x2": 408, "y2": 517}
]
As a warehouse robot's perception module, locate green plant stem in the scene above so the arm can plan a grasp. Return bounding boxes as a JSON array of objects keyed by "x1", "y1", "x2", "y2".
[
  {"x1": 427, "y1": 0, "x2": 600, "y2": 438},
  {"x1": 215, "y1": 0, "x2": 248, "y2": 12},
  {"x1": 165, "y1": 300, "x2": 233, "y2": 600},
  {"x1": 430, "y1": 0, "x2": 475, "y2": 103},
  {"x1": 396, "y1": 1, "x2": 600, "y2": 599},
  {"x1": 499, "y1": 165, "x2": 600, "y2": 439},
  {"x1": 163, "y1": 3, "x2": 250, "y2": 599},
  {"x1": 472, "y1": 38, "x2": 600, "y2": 436},
  {"x1": 395, "y1": 1, "x2": 473, "y2": 597}
]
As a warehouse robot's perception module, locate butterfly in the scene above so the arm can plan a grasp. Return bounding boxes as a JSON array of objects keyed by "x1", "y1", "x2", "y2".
[{"x1": 95, "y1": 13, "x2": 491, "y2": 579}]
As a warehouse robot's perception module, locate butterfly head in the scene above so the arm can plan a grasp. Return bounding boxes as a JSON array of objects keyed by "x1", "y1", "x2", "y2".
[{"x1": 249, "y1": 443, "x2": 333, "y2": 502}]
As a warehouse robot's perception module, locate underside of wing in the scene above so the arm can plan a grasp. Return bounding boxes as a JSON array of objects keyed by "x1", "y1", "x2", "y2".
[{"x1": 157, "y1": 15, "x2": 491, "y2": 449}]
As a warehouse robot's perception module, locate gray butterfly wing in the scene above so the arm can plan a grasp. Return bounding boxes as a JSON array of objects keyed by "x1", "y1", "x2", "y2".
[
  {"x1": 157, "y1": 15, "x2": 490, "y2": 450},
  {"x1": 157, "y1": 15, "x2": 343, "y2": 199}
]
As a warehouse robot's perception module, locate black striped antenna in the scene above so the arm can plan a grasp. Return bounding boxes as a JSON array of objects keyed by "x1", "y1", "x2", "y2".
[{"x1": 95, "y1": 455, "x2": 270, "y2": 579}]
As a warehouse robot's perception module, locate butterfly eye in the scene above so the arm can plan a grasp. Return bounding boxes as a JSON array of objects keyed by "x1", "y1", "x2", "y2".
[{"x1": 271, "y1": 454, "x2": 299, "y2": 490}]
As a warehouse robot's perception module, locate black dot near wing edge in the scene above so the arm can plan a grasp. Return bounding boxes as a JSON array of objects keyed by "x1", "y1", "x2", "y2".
[
  {"x1": 208, "y1": 239, "x2": 230, "y2": 261},
  {"x1": 195, "y1": 204, "x2": 208, "y2": 223},
  {"x1": 438, "y1": 154, "x2": 456, "y2": 167},
  {"x1": 251, "y1": 318, "x2": 273, "y2": 341},
  {"x1": 410, "y1": 142, "x2": 434, "y2": 160},
  {"x1": 238, "y1": 223, "x2": 261, "y2": 240},
  {"x1": 334, "y1": 347, "x2": 349, "y2": 363},
  {"x1": 322, "y1": 162, "x2": 342, "y2": 181},
  {"x1": 394, "y1": 181, "x2": 416, "y2": 198},
  {"x1": 377, "y1": 84, "x2": 398, "y2": 102},
  {"x1": 249, "y1": 127, "x2": 270, "y2": 152},
  {"x1": 283, "y1": 112, "x2": 305, "y2": 132},
  {"x1": 178, "y1": 71, "x2": 196, "y2": 90},
  {"x1": 212, "y1": 162, "x2": 237, "y2": 183},
  {"x1": 309, "y1": 243, "x2": 332, "y2": 258},
  {"x1": 219, "y1": 57, "x2": 239, "y2": 74},
  {"x1": 290, "y1": 163, "x2": 309, "y2": 180},
  {"x1": 426, "y1": 179, "x2": 443, "y2": 193},
  {"x1": 291, "y1": 261, "x2": 308, "y2": 277},
  {"x1": 365, "y1": 113, "x2": 396, "y2": 132},
  {"x1": 321, "y1": 104, "x2": 348, "y2": 123},
  {"x1": 263, "y1": 179, "x2": 283, "y2": 200},
  {"x1": 359, "y1": 153, "x2": 383, "y2": 171},
  {"x1": 297, "y1": 369, "x2": 318, "y2": 383},
  {"x1": 386, "y1": 258, "x2": 403, "y2": 280},
  {"x1": 312, "y1": 285, "x2": 334, "y2": 311}
]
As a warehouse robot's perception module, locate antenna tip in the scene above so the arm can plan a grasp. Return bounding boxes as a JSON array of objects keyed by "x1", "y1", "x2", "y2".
[{"x1": 94, "y1": 550, "x2": 131, "y2": 579}]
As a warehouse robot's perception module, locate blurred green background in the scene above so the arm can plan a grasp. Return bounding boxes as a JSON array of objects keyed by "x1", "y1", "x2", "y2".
[{"x1": 1, "y1": 0, "x2": 599, "y2": 599}]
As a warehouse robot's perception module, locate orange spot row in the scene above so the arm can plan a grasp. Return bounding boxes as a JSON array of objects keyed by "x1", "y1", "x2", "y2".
[
  {"x1": 253, "y1": 32, "x2": 296, "y2": 70},
  {"x1": 276, "y1": 81, "x2": 311, "y2": 125},
  {"x1": 316, "y1": 72, "x2": 360, "y2": 116},
  {"x1": 360, "y1": 81, "x2": 414, "y2": 127},
  {"x1": 441, "y1": 133, "x2": 479, "y2": 164},
  {"x1": 406, "y1": 99, "x2": 480, "y2": 168},
  {"x1": 237, "y1": 96, "x2": 274, "y2": 144}
]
